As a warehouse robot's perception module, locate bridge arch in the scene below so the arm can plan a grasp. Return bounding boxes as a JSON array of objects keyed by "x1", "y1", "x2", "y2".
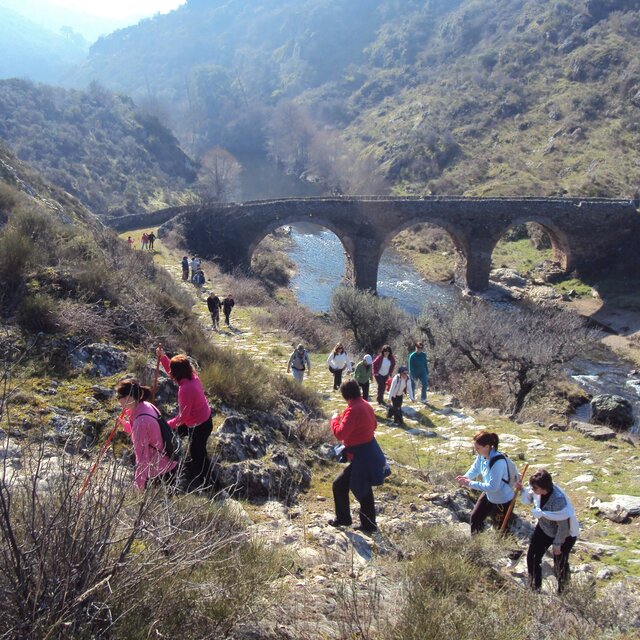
[
  {"x1": 491, "y1": 216, "x2": 573, "y2": 273},
  {"x1": 381, "y1": 216, "x2": 470, "y2": 288},
  {"x1": 246, "y1": 217, "x2": 357, "y2": 286}
]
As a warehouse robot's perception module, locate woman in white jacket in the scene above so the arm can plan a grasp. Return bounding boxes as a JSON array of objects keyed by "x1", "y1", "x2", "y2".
[
  {"x1": 387, "y1": 366, "x2": 414, "y2": 425},
  {"x1": 327, "y1": 342, "x2": 352, "y2": 391},
  {"x1": 518, "y1": 469, "x2": 580, "y2": 594}
]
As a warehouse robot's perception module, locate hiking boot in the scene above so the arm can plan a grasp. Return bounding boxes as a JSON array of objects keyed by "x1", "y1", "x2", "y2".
[
  {"x1": 328, "y1": 518, "x2": 352, "y2": 528},
  {"x1": 353, "y1": 525, "x2": 377, "y2": 534}
]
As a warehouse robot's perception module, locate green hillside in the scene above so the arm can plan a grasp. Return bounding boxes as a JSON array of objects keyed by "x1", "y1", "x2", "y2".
[
  {"x1": 68, "y1": 0, "x2": 640, "y2": 197},
  {"x1": 0, "y1": 79, "x2": 197, "y2": 217}
]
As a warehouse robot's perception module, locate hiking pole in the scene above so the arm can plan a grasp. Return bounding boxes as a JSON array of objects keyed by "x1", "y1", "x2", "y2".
[
  {"x1": 500, "y1": 462, "x2": 529, "y2": 534},
  {"x1": 78, "y1": 409, "x2": 125, "y2": 499},
  {"x1": 151, "y1": 342, "x2": 162, "y2": 403}
]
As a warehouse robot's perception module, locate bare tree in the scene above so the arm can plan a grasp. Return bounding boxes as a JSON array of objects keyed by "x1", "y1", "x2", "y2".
[
  {"x1": 266, "y1": 101, "x2": 316, "y2": 176},
  {"x1": 195, "y1": 146, "x2": 242, "y2": 203},
  {"x1": 418, "y1": 299, "x2": 596, "y2": 416}
]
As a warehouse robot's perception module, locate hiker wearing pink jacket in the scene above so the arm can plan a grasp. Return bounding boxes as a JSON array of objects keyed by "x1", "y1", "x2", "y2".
[
  {"x1": 158, "y1": 347, "x2": 212, "y2": 489},
  {"x1": 115, "y1": 379, "x2": 177, "y2": 490}
]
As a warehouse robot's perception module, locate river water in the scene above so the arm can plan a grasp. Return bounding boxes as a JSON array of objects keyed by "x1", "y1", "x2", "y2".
[{"x1": 286, "y1": 224, "x2": 454, "y2": 315}]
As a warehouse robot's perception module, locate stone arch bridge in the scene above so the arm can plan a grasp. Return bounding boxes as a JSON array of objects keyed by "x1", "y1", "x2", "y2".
[{"x1": 152, "y1": 196, "x2": 639, "y2": 292}]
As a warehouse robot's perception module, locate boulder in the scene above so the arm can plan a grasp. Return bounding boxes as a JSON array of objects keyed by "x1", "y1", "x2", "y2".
[
  {"x1": 69, "y1": 343, "x2": 128, "y2": 377},
  {"x1": 212, "y1": 447, "x2": 311, "y2": 504},
  {"x1": 526, "y1": 285, "x2": 561, "y2": 301},
  {"x1": 590, "y1": 494, "x2": 640, "y2": 523},
  {"x1": 490, "y1": 268, "x2": 528, "y2": 288},
  {"x1": 571, "y1": 420, "x2": 617, "y2": 441},
  {"x1": 590, "y1": 394, "x2": 634, "y2": 430}
]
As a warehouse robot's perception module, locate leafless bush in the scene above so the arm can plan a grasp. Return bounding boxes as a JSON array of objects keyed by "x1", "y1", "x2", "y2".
[
  {"x1": 417, "y1": 299, "x2": 596, "y2": 416},
  {"x1": 331, "y1": 286, "x2": 406, "y2": 354},
  {"x1": 0, "y1": 438, "x2": 277, "y2": 640}
]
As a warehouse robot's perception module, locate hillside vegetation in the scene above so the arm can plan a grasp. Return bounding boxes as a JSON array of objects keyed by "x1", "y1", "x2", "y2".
[
  {"x1": 68, "y1": 0, "x2": 640, "y2": 197},
  {"x1": 0, "y1": 79, "x2": 197, "y2": 217}
]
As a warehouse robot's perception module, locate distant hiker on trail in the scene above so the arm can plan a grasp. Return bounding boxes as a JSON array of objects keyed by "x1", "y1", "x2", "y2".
[
  {"x1": 222, "y1": 293, "x2": 235, "y2": 326},
  {"x1": 353, "y1": 354, "x2": 374, "y2": 401},
  {"x1": 456, "y1": 431, "x2": 515, "y2": 535},
  {"x1": 387, "y1": 366, "x2": 414, "y2": 425},
  {"x1": 115, "y1": 378, "x2": 177, "y2": 490},
  {"x1": 373, "y1": 345, "x2": 395, "y2": 406},
  {"x1": 141, "y1": 233, "x2": 148, "y2": 251},
  {"x1": 287, "y1": 343, "x2": 311, "y2": 383},
  {"x1": 207, "y1": 292, "x2": 221, "y2": 329},
  {"x1": 409, "y1": 341, "x2": 428, "y2": 404},
  {"x1": 190, "y1": 257, "x2": 199, "y2": 281},
  {"x1": 127, "y1": 236, "x2": 134, "y2": 249},
  {"x1": 193, "y1": 269, "x2": 205, "y2": 288},
  {"x1": 157, "y1": 346, "x2": 212, "y2": 490},
  {"x1": 329, "y1": 380, "x2": 390, "y2": 534},
  {"x1": 181, "y1": 256, "x2": 189, "y2": 281},
  {"x1": 147, "y1": 232, "x2": 156, "y2": 250},
  {"x1": 518, "y1": 469, "x2": 579, "y2": 594},
  {"x1": 327, "y1": 342, "x2": 352, "y2": 391}
]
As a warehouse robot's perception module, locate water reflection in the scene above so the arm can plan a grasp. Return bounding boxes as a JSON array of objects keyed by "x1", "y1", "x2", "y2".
[{"x1": 287, "y1": 224, "x2": 455, "y2": 315}]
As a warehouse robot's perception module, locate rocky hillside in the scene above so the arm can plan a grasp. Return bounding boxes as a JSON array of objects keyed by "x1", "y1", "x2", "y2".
[
  {"x1": 68, "y1": 0, "x2": 640, "y2": 197},
  {"x1": 0, "y1": 79, "x2": 197, "y2": 217}
]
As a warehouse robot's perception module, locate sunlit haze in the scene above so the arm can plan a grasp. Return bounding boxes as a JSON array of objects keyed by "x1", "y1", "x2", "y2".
[{"x1": 48, "y1": 0, "x2": 185, "y2": 20}]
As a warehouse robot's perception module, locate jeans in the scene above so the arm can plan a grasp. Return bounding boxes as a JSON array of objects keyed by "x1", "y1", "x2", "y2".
[
  {"x1": 358, "y1": 381, "x2": 370, "y2": 401},
  {"x1": 470, "y1": 493, "x2": 511, "y2": 534},
  {"x1": 412, "y1": 370, "x2": 428, "y2": 402},
  {"x1": 332, "y1": 463, "x2": 376, "y2": 530},
  {"x1": 527, "y1": 524, "x2": 577, "y2": 593},
  {"x1": 292, "y1": 368, "x2": 305, "y2": 383}
]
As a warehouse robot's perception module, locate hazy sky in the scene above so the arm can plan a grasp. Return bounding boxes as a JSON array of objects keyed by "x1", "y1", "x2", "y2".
[{"x1": 49, "y1": 0, "x2": 186, "y2": 20}]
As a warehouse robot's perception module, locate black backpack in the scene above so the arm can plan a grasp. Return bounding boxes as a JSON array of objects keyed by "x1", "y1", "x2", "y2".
[{"x1": 140, "y1": 411, "x2": 182, "y2": 461}]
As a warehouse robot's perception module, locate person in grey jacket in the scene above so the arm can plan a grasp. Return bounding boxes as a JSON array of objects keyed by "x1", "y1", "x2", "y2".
[
  {"x1": 287, "y1": 344, "x2": 311, "y2": 383},
  {"x1": 518, "y1": 469, "x2": 580, "y2": 594}
]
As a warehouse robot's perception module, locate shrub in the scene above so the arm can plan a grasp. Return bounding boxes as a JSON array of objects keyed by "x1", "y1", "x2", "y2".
[
  {"x1": 251, "y1": 250, "x2": 293, "y2": 287},
  {"x1": 330, "y1": 286, "x2": 405, "y2": 353},
  {"x1": 416, "y1": 299, "x2": 596, "y2": 416},
  {"x1": 253, "y1": 304, "x2": 331, "y2": 351},
  {"x1": 0, "y1": 442, "x2": 281, "y2": 640},
  {"x1": 198, "y1": 343, "x2": 322, "y2": 414},
  {"x1": 0, "y1": 228, "x2": 35, "y2": 313},
  {"x1": 15, "y1": 292, "x2": 59, "y2": 334}
]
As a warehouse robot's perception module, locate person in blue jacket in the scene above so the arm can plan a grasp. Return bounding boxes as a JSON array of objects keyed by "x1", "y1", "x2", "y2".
[
  {"x1": 456, "y1": 430, "x2": 515, "y2": 534},
  {"x1": 408, "y1": 341, "x2": 428, "y2": 404}
]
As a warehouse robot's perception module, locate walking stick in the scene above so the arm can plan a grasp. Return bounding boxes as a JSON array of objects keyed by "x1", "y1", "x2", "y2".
[
  {"x1": 78, "y1": 409, "x2": 125, "y2": 499},
  {"x1": 151, "y1": 342, "x2": 162, "y2": 403},
  {"x1": 500, "y1": 463, "x2": 529, "y2": 534}
]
